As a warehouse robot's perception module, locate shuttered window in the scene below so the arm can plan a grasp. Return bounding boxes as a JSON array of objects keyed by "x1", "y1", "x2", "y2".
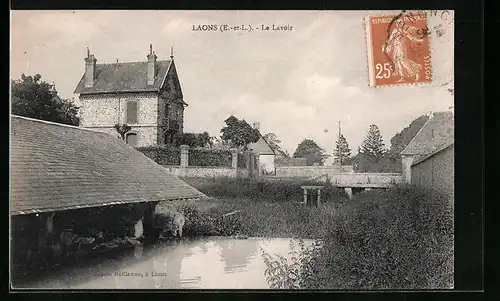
[
  {"x1": 126, "y1": 133, "x2": 138, "y2": 147},
  {"x1": 126, "y1": 100, "x2": 138, "y2": 124}
]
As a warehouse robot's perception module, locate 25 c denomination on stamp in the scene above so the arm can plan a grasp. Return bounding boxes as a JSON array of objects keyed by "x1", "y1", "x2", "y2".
[{"x1": 364, "y1": 11, "x2": 432, "y2": 87}]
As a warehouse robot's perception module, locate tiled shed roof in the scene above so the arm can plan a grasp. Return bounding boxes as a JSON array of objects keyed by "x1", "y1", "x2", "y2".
[
  {"x1": 74, "y1": 60, "x2": 171, "y2": 94},
  {"x1": 400, "y1": 111, "x2": 454, "y2": 157},
  {"x1": 10, "y1": 115, "x2": 206, "y2": 215}
]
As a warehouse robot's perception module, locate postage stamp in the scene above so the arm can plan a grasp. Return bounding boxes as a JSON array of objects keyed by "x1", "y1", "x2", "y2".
[{"x1": 364, "y1": 11, "x2": 432, "y2": 87}]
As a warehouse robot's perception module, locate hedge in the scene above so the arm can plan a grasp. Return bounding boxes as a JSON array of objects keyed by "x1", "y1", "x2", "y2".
[
  {"x1": 188, "y1": 148, "x2": 232, "y2": 167},
  {"x1": 136, "y1": 146, "x2": 181, "y2": 165}
]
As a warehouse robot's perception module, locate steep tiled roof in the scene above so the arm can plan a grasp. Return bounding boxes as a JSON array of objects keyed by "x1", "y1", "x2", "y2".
[
  {"x1": 400, "y1": 111, "x2": 454, "y2": 157},
  {"x1": 74, "y1": 60, "x2": 171, "y2": 94},
  {"x1": 10, "y1": 115, "x2": 206, "y2": 215}
]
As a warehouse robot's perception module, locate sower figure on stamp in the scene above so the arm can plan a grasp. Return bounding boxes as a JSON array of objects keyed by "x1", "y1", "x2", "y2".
[{"x1": 383, "y1": 21, "x2": 424, "y2": 83}]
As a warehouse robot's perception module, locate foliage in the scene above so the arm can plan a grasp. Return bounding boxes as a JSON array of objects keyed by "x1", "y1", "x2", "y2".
[
  {"x1": 114, "y1": 124, "x2": 132, "y2": 140},
  {"x1": 136, "y1": 145, "x2": 181, "y2": 165},
  {"x1": 183, "y1": 177, "x2": 348, "y2": 204},
  {"x1": 262, "y1": 239, "x2": 324, "y2": 289},
  {"x1": 359, "y1": 124, "x2": 387, "y2": 159},
  {"x1": 189, "y1": 148, "x2": 232, "y2": 167},
  {"x1": 268, "y1": 185, "x2": 454, "y2": 289},
  {"x1": 220, "y1": 115, "x2": 260, "y2": 149},
  {"x1": 11, "y1": 74, "x2": 80, "y2": 126},
  {"x1": 174, "y1": 132, "x2": 211, "y2": 148},
  {"x1": 333, "y1": 134, "x2": 352, "y2": 164},
  {"x1": 389, "y1": 115, "x2": 429, "y2": 155},
  {"x1": 350, "y1": 152, "x2": 401, "y2": 173},
  {"x1": 293, "y1": 139, "x2": 330, "y2": 166},
  {"x1": 262, "y1": 132, "x2": 284, "y2": 155},
  {"x1": 159, "y1": 185, "x2": 345, "y2": 239},
  {"x1": 210, "y1": 136, "x2": 232, "y2": 150}
]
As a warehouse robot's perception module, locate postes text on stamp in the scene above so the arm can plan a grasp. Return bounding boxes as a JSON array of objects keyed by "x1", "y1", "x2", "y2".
[{"x1": 364, "y1": 11, "x2": 432, "y2": 87}]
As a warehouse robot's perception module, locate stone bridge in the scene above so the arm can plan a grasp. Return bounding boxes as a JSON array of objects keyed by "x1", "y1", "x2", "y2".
[{"x1": 266, "y1": 172, "x2": 404, "y2": 198}]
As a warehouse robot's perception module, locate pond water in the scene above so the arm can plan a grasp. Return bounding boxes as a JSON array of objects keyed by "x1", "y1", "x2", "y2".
[{"x1": 13, "y1": 237, "x2": 315, "y2": 290}]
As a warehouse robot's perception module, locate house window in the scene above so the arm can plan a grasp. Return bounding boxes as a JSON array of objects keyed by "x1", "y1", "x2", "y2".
[
  {"x1": 126, "y1": 132, "x2": 138, "y2": 147},
  {"x1": 126, "y1": 100, "x2": 138, "y2": 124}
]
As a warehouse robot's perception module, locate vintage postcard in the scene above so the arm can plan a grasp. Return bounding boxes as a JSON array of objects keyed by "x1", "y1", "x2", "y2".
[{"x1": 10, "y1": 10, "x2": 454, "y2": 290}]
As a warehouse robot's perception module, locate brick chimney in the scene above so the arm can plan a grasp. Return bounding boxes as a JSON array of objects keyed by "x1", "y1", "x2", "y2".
[
  {"x1": 84, "y1": 47, "x2": 97, "y2": 88},
  {"x1": 147, "y1": 44, "x2": 157, "y2": 86},
  {"x1": 253, "y1": 122, "x2": 260, "y2": 131}
]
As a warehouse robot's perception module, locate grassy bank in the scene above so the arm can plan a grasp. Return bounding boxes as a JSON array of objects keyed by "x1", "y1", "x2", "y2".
[
  {"x1": 157, "y1": 176, "x2": 347, "y2": 239},
  {"x1": 265, "y1": 185, "x2": 454, "y2": 290}
]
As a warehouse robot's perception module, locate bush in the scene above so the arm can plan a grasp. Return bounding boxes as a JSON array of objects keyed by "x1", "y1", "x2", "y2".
[
  {"x1": 295, "y1": 185, "x2": 454, "y2": 289},
  {"x1": 182, "y1": 177, "x2": 349, "y2": 203},
  {"x1": 136, "y1": 146, "x2": 180, "y2": 165},
  {"x1": 188, "y1": 148, "x2": 232, "y2": 167},
  {"x1": 176, "y1": 204, "x2": 247, "y2": 237}
]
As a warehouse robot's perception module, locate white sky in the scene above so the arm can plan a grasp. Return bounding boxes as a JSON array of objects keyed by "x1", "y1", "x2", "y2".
[{"x1": 10, "y1": 10, "x2": 454, "y2": 156}]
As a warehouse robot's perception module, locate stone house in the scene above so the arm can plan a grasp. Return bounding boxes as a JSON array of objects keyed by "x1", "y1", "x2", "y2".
[
  {"x1": 10, "y1": 115, "x2": 205, "y2": 268},
  {"x1": 74, "y1": 45, "x2": 187, "y2": 147},
  {"x1": 400, "y1": 110, "x2": 454, "y2": 198}
]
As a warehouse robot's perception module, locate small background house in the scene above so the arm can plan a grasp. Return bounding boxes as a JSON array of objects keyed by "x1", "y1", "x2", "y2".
[{"x1": 247, "y1": 123, "x2": 276, "y2": 176}]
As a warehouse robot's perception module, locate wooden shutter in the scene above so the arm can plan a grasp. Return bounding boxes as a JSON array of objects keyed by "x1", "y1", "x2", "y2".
[{"x1": 127, "y1": 101, "x2": 138, "y2": 124}]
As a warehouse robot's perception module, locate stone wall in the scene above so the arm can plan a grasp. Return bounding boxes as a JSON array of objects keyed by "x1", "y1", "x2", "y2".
[
  {"x1": 162, "y1": 165, "x2": 247, "y2": 178},
  {"x1": 275, "y1": 165, "x2": 355, "y2": 177},
  {"x1": 275, "y1": 157, "x2": 308, "y2": 166}
]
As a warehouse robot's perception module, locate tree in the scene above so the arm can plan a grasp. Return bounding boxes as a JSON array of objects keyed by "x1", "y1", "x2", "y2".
[
  {"x1": 11, "y1": 74, "x2": 80, "y2": 126},
  {"x1": 114, "y1": 124, "x2": 132, "y2": 140},
  {"x1": 220, "y1": 115, "x2": 260, "y2": 149},
  {"x1": 293, "y1": 139, "x2": 330, "y2": 166},
  {"x1": 263, "y1": 132, "x2": 285, "y2": 154},
  {"x1": 359, "y1": 124, "x2": 387, "y2": 159},
  {"x1": 333, "y1": 134, "x2": 352, "y2": 164}
]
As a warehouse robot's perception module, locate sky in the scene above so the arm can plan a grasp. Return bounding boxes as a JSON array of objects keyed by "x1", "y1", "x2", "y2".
[{"x1": 10, "y1": 10, "x2": 454, "y2": 158}]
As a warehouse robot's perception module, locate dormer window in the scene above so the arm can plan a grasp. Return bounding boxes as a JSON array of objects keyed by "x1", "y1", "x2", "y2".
[{"x1": 126, "y1": 100, "x2": 138, "y2": 124}]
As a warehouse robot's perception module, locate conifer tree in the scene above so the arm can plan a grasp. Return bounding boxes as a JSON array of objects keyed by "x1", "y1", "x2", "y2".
[
  {"x1": 333, "y1": 134, "x2": 351, "y2": 164},
  {"x1": 359, "y1": 124, "x2": 387, "y2": 159}
]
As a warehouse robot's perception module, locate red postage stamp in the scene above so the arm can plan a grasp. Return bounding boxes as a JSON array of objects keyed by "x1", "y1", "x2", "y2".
[{"x1": 364, "y1": 11, "x2": 432, "y2": 87}]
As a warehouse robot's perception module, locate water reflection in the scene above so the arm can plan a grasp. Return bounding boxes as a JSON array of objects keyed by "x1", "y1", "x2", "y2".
[
  {"x1": 216, "y1": 239, "x2": 258, "y2": 273},
  {"x1": 14, "y1": 237, "x2": 314, "y2": 290}
]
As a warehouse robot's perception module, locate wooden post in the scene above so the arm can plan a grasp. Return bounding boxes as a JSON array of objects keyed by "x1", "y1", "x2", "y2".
[
  {"x1": 303, "y1": 188, "x2": 308, "y2": 205},
  {"x1": 317, "y1": 189, "x2": 321, "y2": 207}
]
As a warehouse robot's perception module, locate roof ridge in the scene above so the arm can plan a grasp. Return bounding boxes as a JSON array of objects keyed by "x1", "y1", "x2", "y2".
[
  {"x1": 97, "y1": 59, "x2": 170, "y2": 66},
  {"x1": 11, "y1": 115, "x2": 114, "y2": 134}
]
